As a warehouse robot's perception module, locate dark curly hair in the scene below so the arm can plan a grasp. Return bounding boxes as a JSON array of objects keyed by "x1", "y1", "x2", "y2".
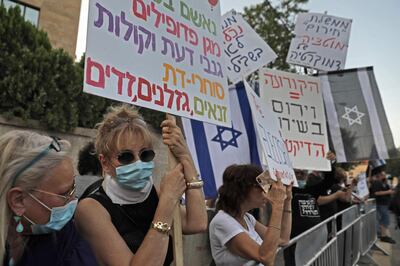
[
  {"x1": 216, "y1": 164, "x2": 262, "y2": 217},
  {"x1": 77, "y1": 141, "x2": 102, "y2": 176}
]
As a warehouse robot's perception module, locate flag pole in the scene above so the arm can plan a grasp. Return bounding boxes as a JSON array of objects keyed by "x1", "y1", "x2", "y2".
[{"x1": 166, "y1": 113, "x2": 184, "y2": 266}]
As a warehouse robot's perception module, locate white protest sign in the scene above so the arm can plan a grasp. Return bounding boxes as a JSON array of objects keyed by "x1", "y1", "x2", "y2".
[
  {"x1": 356, "y1": 173, "x2": 369, "y2": 199},
  {"x1": 260, "y1": 68, "x2": 330, "y2": 171},
  {"x1": 222, "y1": 10, "x2": 277, "y2": 84},
  {"x1": 286, "y1": 12, "x2": 352, "y2": 71},
  {"x1": 244, "y1": 81, "x2": 296, "y2": 186},
  {"x1": 84, "y1": 0, "x2": 230, "y2": 126}
]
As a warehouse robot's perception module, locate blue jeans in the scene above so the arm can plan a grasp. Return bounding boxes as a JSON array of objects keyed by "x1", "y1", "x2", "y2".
[{"x1": 376, "y1": 204, "x2": 390, "y2": 229}]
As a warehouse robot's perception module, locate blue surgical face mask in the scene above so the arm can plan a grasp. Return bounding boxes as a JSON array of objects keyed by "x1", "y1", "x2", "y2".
[
  {"x1": 115, "y1": 160, "x2": 154, "y2": 191},
  {"x1": 298, "y1": 180, "x2": 307, "y2": 189},
  {"x1": 25, "y1": 194, "x2": 77, "y2": 234}
]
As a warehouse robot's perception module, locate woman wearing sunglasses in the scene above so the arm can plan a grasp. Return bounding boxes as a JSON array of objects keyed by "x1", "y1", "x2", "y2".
[
  {"x1": 0, "y1": 131, "x2": 97, "y2": 266},
  {"x1": 75, "y1": 105, "x2": 207, "y2": 266}
]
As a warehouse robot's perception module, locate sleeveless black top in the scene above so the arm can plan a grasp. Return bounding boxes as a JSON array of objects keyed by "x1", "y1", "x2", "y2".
[{"x1": 88, "y1": 186, "x2": 174, "y2": 265}]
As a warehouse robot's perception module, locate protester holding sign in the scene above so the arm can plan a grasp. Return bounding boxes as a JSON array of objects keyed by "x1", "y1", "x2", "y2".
[
  {"x1": 209, "y1": 164, "x2": 292, "y2": 266},
  {"x1": 284, "y1": 152, "x2": 338, "y2": 266},
  {"x1": 75, "y1": 105, "x2": 207, "y2": 265},
  {"x1": 0, "y1": 131, "x2": 97, "y2": 266}
]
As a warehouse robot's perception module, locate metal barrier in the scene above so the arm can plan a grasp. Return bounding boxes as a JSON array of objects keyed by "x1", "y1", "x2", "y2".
[
  {"x1": 360, "y1": 199, "x2": 378, "y2": 256},
  {"x1": 277, "y1": 199, "x2": 379, "y2": 266},
  {"x1": 188, "y1": 200, "x2": 380, "y2": 266}
]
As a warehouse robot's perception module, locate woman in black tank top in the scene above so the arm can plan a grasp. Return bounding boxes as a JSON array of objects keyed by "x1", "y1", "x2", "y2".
[{"x1": 75, "y1": 105, "x2": 207, "y2": 266}]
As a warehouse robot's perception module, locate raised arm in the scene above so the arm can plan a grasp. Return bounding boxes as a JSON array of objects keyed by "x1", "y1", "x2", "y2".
[
  {"x1": 226, "y1": 176, "x2": 287, "y2": 266},
  {"x1": 75, "y1": 164, "x2": 186, "y2": 266},
  {"x1": 160, "y1": 119, "x2": 207, "y2": 234},
  {"x1": 279, "y1": 183, "x2": 293, "y2": 246}
]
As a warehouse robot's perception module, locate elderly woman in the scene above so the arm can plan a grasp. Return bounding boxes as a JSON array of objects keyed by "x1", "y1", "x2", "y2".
[
  {"x1": 209, "y1": 164, "x2": 292, "y2": 266},
  {"x1": 0, "y1": 131, "x2": 97, "y2": 266},
  {"x1": 75, "y1": 105, "x2": 207, "y2": 265}
]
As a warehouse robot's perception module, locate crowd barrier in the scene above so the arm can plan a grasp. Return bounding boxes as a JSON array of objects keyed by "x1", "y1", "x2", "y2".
[
  {"x1": 182, "y1": 200, "x2": 379, "y2": 266},
  {"x1": 276, "y1": 199, "x2": 378, "y2": 266}
]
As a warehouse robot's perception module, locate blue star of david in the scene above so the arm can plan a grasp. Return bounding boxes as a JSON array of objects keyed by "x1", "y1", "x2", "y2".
[{"x1": 211, "y1": 123, "x2": 242, "y2": 151}]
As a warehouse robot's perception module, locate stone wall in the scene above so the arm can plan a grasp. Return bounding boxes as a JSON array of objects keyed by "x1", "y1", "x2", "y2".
[{"x1": 0, "y1": 115, "x2": 169, "y2": 184}]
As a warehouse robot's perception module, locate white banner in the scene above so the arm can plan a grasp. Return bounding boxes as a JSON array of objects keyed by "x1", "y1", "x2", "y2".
[
  {"x1": 286, "y1": 12, "x2": 352, "y2": 71},
  {"x1": 244, "y1": 81, "x2": 296, "y2": 186},
  {"x1": 84, "y1": 0, "x2": 230, "y2": 126},
  {"x1": 260, "y1": 68, "x2": 330, "y2": 171},
  {"x1": 221, "y1": 10, "x2": 277, "y2": 84},
  {"x1": 356, "y1": 173, "x2": 369, "y2": 199}
]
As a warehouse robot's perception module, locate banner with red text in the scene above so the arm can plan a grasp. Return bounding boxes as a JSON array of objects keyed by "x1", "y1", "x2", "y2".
[
  {"x1": 286, "y1": 12, "x2": 352, "y2": 71},
  {"x1": 84, "y1": 0, "x2": 230, "y2": 126},
  {"x1": 221, "y1": 10, "x2": 277, "y2": 84},
  {"x1": 244, "y1": 81, "x2": 296, "y2": 186},
  {"x1": 260, "y1": 68, "x2": 330, "y2": 171}
]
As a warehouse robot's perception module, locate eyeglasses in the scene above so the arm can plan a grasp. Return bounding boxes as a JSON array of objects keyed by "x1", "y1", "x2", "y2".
[
  {"x1": 117, "y1": 149, "x2": 155, "y2": 165},
  {"x1": 11, "y1": 137, "x2": 62, "y2": 187},
  {"x1": 32, "y1": 181, "x2": 76, "y2": 205}
]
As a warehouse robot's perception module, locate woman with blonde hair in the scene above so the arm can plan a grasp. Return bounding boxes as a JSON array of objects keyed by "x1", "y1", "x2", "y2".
[
  {"x1": 0, "y1": 131, "x2": 97, "y2": 266},
  {"x1": 75, "y1": 105, "x2": 207, "y2": 265}
]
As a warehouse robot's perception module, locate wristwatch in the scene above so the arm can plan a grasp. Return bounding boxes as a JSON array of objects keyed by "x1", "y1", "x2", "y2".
[{"x1": 151, "y1": 221, "x2": 171, "y2": 234}]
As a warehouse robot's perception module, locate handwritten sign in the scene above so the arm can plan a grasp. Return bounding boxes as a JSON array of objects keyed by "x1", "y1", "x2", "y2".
[
  {"x1": 84, "y1": 0, "x2": 230, "y2": 126},
  {"x1": 286, "y1": 12, "x2": 352, "y2": 71},
  {"x1": 221, "y1": 10, "x2": 277, "y2": 84},
  {"x1": 244, "y1": 81, "x2": 296, "y2": 186},
  {"x1": 356, "y1": 173, "x2": 369, "y2": 199},
  {"x1": 260, "y1": 68, "x2": 330, "y2": 171}
]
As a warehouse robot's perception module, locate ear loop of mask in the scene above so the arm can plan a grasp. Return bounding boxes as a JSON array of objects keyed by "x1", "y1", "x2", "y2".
[
  {"x1": 28, "y1": 192, "x2": 52, "y2": 211},
  {"x1": 22, "y1": 193, "x2": 52, "y2": 226}
]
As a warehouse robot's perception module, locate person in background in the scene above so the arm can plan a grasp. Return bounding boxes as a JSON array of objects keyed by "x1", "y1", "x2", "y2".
[
  {"x1": 76, "y1": 141, "x2": 103, "y2": 198},
  {"x1": 283, "y1": 151, "x2": 338, "y2": 266},
  {"x1": 389, "y1": 180, "x2": 400, "y2": 230},
  {"x1": 0, "y1": 131, "x2": 97, "y2": 266},
  {"x1": 369, "y1": 160, "x2": 396, "y2": 244},
  {"x1": 329, "y1": 167, "x2": 353, "y2": 213},
  {"x1": 75, "y1": 105, "x2": 207, "y2": 265},
  {"x1": 209, "y1": 164, "x2": 292, "y2": 266}
]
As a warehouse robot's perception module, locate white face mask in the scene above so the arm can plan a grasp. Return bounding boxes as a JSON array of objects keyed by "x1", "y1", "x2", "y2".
[{"x1": 102, "y1": 175, "x2": 153, "y2": 205}]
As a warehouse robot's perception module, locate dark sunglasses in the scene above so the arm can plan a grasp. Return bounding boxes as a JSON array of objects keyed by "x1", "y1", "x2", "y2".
[{"x1": 117, "y1": 149, "x2": 155, "y2": 165}]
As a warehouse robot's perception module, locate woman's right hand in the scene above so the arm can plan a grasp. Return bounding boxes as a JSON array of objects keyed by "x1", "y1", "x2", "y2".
[
  {"x1": 266, "y1": 172, "x2": 287, "y2": 206},
  {"x1": 159, "y1": 163, "x2": 186, "y2": 203}
]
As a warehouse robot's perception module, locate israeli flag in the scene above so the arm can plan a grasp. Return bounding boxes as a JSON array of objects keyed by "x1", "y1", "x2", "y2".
[
  {"x1": 319, "y1": 67, "x2": 397, "y2": 162},
  {"x1": 182, "y1": 82, "x2": 261, "y2": 199}
]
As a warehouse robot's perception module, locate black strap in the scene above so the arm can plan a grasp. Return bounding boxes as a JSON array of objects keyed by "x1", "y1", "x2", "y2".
[{"x1": 79, "y1": 179, "x2": 104, "y2": 201}]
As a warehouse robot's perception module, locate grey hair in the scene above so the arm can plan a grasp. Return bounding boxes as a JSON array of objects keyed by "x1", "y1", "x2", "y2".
[{"x1": 0, "y1": 130, "x2": 71, "y2": 263}]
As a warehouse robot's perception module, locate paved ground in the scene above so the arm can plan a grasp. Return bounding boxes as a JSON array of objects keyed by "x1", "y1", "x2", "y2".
[
  {"x1": 391, "y1": 218, "x2": 400, "y2": 266},
  {"x1": 359, "y1": 214, "x2": 400, "y2": 266}
]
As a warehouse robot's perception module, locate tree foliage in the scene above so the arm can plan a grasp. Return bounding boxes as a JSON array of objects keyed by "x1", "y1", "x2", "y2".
[
  {"x1": 0, "y1": 5, "x2": 164, "y2": 132},
  {"x1": 243, "y1": 0, "x2": 308, "y2": 71},
  {"x1": 386, "y1": 148, "x2": 400, "y2": 177}
]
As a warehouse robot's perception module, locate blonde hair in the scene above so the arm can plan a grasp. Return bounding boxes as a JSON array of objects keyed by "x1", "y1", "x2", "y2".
[
  {"x1": 0, "y1": 130, "x2": 71, "y2": 262},
  {"x1": 95, "y1": 105, "x2": 153, "y2": 158}
]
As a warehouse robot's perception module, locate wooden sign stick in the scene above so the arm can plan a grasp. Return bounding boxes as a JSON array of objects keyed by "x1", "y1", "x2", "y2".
[{"x1": 166, "y1": 113, "x2": 184, "y2": 266}]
